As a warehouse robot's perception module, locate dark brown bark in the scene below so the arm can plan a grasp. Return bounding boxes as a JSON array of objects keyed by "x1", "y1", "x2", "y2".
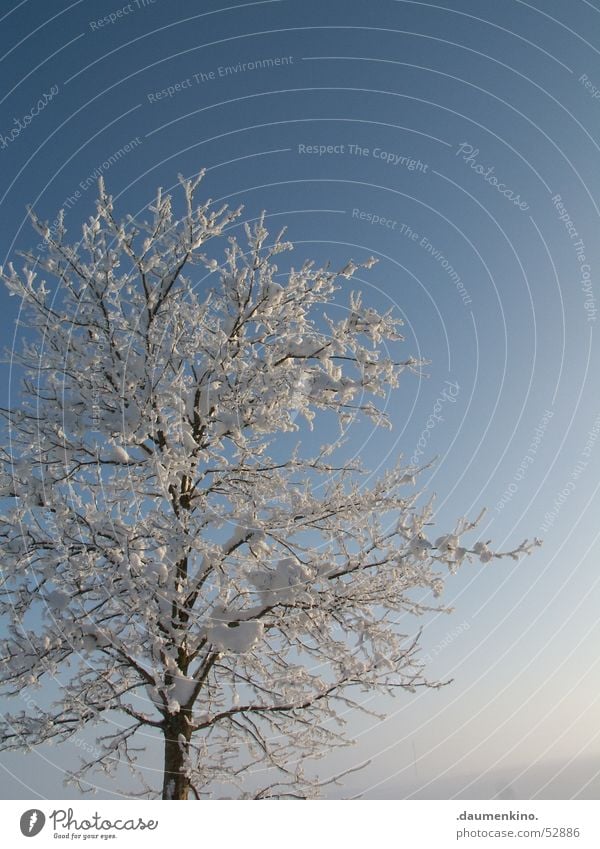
[{"x1": 161, "y1": 716, "x2": 192, "y2": 800}]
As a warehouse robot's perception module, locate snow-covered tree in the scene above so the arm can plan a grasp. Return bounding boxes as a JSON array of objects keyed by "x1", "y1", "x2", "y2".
[{"x1": 0, "y1": 174, "x2": 539, "y2": 799}]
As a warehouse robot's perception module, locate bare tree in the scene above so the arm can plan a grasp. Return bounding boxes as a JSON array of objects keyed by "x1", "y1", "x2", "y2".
[{"x1": 0, "y1": 174, "x2": 539, "y2": 799}]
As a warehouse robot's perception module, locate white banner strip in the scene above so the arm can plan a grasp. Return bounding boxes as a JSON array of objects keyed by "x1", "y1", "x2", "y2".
[{"x1": 1, "y1": 799, "x2": 598, "y2": 848}]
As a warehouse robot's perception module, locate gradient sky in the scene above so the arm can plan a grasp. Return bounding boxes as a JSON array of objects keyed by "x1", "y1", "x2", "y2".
[{"x1": 1, "y1": 0, "x2": 600, "y2": 800}]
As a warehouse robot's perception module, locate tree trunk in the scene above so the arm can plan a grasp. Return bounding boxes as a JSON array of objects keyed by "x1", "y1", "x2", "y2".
[{"x1": 161, "y1": 717, "x2": 192, "y2": 800}]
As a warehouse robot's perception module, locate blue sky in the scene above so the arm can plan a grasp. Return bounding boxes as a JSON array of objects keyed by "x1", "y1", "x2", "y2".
[{"x1": 1, "y1": 0, "x2": 600, "y2": 799}]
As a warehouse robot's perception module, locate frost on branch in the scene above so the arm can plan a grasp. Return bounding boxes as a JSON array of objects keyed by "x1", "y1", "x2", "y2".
[{"x1": 0, "y1": 174, "x2": 540, "y2": 799}]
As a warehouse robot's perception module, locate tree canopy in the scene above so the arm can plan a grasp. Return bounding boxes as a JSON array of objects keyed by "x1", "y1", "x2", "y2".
[{"x1": 0, "y1": 174, "x2": 539, "y2": 798}]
